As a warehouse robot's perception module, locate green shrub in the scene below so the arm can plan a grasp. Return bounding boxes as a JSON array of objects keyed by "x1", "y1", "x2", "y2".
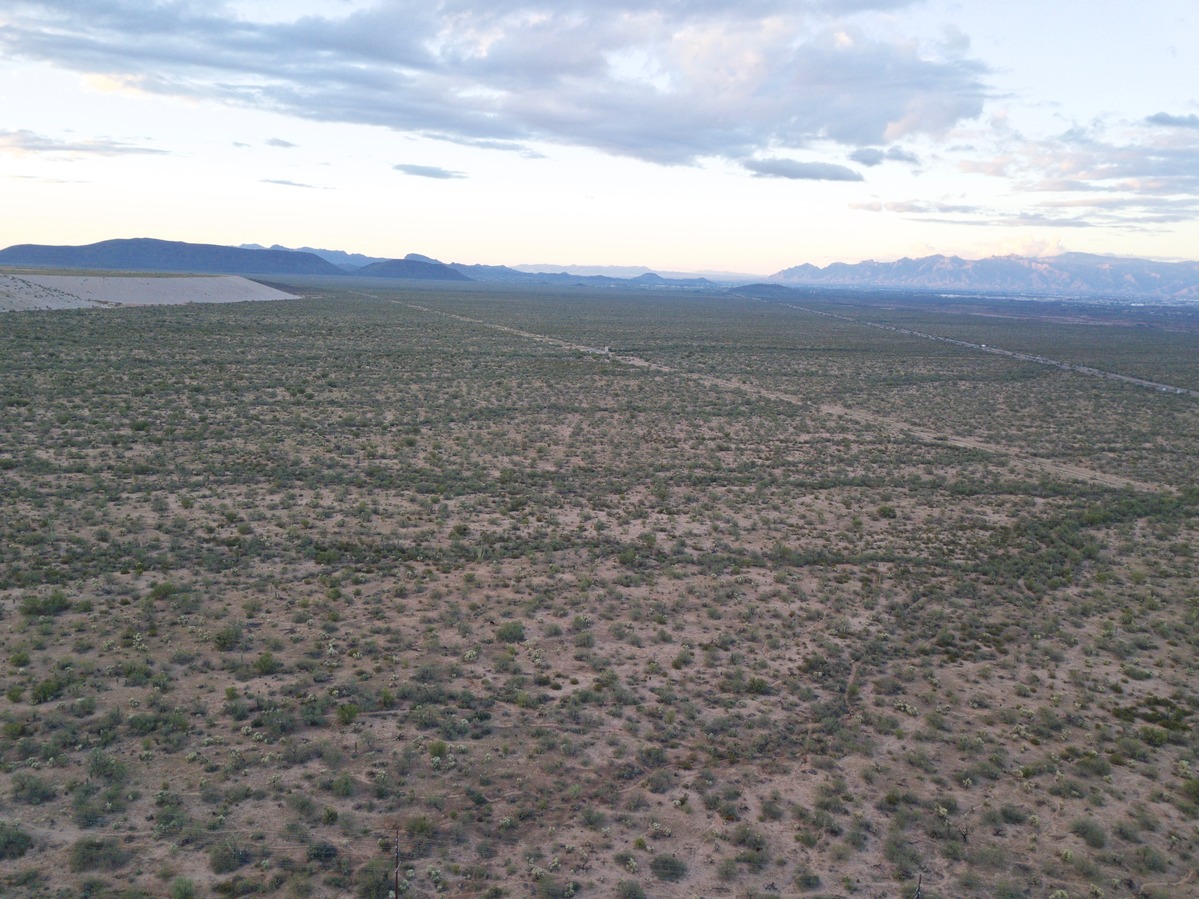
[
  {"x1": 649, "y1": 854, "x2": 687, "y2": 881},
  {"x1": 19, "y1": 589, "x2": 71, "y2": 617},
  {"x1": 355, "y1": 857, "x2": 393, "y2": 899},
  {"x1": 1071, "y1": 817, "x2": 1106, "y2": 849},
  {"x1": 0, "y1": 821, "x2": 33, "y2": 859},
  {"x1": 306, "y1": 841, "x2": 339, "y2": 866},
  {"x1": 69, "y1": 837, "x2": 130, "y2": 871},
  {"x1": 496, "y1": 621, "x2": 526, "y2": 643},
  {"x1": 11, "y1": 772, "x2": 56, "y2": 804},
  {"x1": 209, "y1": 840, "x2": 250, "y2": 874},
  {"x1": 213, "y1": 623, "x2": 244, "y2": 651}
]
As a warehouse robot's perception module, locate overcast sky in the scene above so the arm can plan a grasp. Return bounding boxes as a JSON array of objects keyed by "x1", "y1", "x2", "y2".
[{"x1": 2, "y1": 0, "x2": 1198, "y2": 273}]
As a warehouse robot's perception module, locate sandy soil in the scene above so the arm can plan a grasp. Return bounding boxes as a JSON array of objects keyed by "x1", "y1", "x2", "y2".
[{"x1": 0, "y1": 273, "x2": 298, "y2": 312}]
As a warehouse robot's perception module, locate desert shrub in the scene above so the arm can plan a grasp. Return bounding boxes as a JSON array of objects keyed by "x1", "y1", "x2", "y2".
[
  {"x1": 355, "y1": 857, "x2": 393, "y2": 899},
  {"x1": 20, "y1": 589, "x2": 71, "y2": 617},
  {"x1": 209, "y1": 840, "x2": 250, "y2": 874},
  {"x1": 730, "y1": 823, "x2": 768, "y2": 850},
  {"x1": 170, "y1": 878, "x2": 197, "y2": 899},
  {"x1": 213, "y1": 622, "x2": 244, "y2": 651},
  {"x1": 88, "y1": 750, "x2": 128, "y2": 783},
  {"x1": 615, "y1": 882, "x2": 647, "y2": 899},
  {"x1": 306, "y1": 841, "x2": 339, "y2": 866},
  {"x1": 30, "y1": 675, "x2": 69, "y2": 704},
  {"x1": 883, "y1": 832, "x2": 922, "y2": 877},
  {"x1": 0, "y1": 821, "x2": 33, "y2": 859},
  {"x1": 535, "y1": 878, "x2": 582, "y2": 899},
  {"x1": 1140, "y1": 726, "x2": 1169, "y2": 747},
  {"x1": 649, "y1": 854, "x2": 687, "y2": 881},
  {"x1": 1071, "y1": 818, "x2": 1106, "y2": 849},
  {"x1": 496, "y1": 621, "x2": 526, "y2": 643},
  {"x1": 794, "y1": 866, "x2": 822, "y2": 890},
  {"x1": 70, "y1": 837, "x2": 130, "y2": 871},
  {"x1": 328, "y1": 773, "x2": 356, "y2": 797},
  {"x1": 1181, "y1": 778, "x2": 1199, "y2": 803},
  {"x1": 11, "y1": 772, "x2": 56, "y2": 804},
  {"x1": 405, "y1": 815, "x2": 435, "y2": 855}
]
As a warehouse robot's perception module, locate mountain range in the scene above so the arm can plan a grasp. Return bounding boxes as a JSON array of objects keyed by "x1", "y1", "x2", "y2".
[
  {"x1": 1, "y1": 238, "x2": 1198, "y2": 300},
  {"x1": 0, "y1": 238, "x2": 345, "y2": 276},
  {"x1": 771, "y1": 253, "x2": 1199, "y2": 300}
]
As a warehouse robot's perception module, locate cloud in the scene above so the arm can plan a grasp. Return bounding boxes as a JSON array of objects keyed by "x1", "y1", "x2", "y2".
[
  {"x1": 1146, "y1": 112, "x2": 1199, "y2": 129},
  {"x1": 743, "y1": 158, "x2": 863, "y2": 181},
  {"x1": 394, "y1": 163, "x2": 467, "y2": 179},
  {"x1": 943, "y1": 112, "x2": 1199, "y2": 231},
  {"x1": 849, "y1": 146, "x2": 919, "y2": 166},
  {"x1": 266, "y1": 137, "x2": 297, "y2": 148},
  {"x1": 0, "y1": 1, "x2": 988, "y2": 169},
  {"x1": 260, "y1": 178, "x2": 324, "y2": 189},
  {"x1": 0, "y1": 128, "x2": 166, "y2": 157}
]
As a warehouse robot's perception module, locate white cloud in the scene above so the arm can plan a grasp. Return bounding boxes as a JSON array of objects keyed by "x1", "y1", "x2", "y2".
[
  {"x1": 0, "y1": 1, "x2": 988, "y2": 168},
  {"x1": 743, "y1": 157, "x2": 863, "y2": 181},
  {"x1": 394, "y1": 163, "x2": 467, "y2": 179},
  {"x1": 0, "y1": 128, "x2": 167, "y2": 157}
]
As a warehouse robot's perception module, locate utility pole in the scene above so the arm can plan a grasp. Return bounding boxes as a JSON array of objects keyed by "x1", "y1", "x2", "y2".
[{"x1": 393, "y1": 827, "x2": 401, "y2": 898}]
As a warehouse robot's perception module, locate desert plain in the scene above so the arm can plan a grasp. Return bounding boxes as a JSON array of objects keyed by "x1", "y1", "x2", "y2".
[{"x1": 1, "y1": 276, "x2": 1198, "y2": 899}]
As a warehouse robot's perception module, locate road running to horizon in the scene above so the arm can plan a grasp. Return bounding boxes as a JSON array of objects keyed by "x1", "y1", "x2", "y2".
[
  {"x1": 397, "y1": 298, "x2": 1167, "y2": 494},
  {"x1": 765, "y1": 299, "x2": 1199, "y2": 400}
]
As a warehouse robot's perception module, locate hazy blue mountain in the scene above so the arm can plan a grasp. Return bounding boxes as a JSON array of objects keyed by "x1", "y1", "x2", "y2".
[
  {"x1": 515, "y1": 263, "x2": 754, "y2": 282},
  {"x1": 447, "y1": 263, "x2": 716, "y2": 289},
  {"x1": 770, "y1": 253, "x2": 1199, "y2": 300},
  {"x1": 0, "y1": 238, "x2": 346, "y2": 276},
  {"x1": 241, "y1": 243, "x2": 386, "y2": 270},
  {"x1": 355, "y1": 257, "x2": 474, "y2": 280}
]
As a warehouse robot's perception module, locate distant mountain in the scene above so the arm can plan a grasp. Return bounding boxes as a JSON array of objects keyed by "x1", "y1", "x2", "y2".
[
  {"x1": 770, "y1": 253, "x2": 1199, "y2": 300},
  {"x1": 241, "y1": 243, "x2": 386, "y2": 270},
  {"x1": 356, "y1": 257, "x2": 473, "y2": 281},
  {"x1": 446, "y1": 263, "x2": 717, "y2": 289},
  {"x1": 731, "y1": 283, "x2": 800, "y2": 299},
  {"x1": 449, "y1": 262, "x2": 545, "y2": 282},
  {"x1": 0, "y1": 238, "x2": 720, "y2": 289},
  {"x1": 0, "y1": 238, "x2": 345, "y2": 276},
  {"x1": 516, "y1": 263, "x2": 754, "y2": 282}
]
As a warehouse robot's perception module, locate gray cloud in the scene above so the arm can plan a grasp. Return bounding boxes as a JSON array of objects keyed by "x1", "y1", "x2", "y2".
[
  {"x1": 743, "y1": 158, "x2": 863, "y2": 181},
  {"x1": 945, "y1": 116, "x2": 1199, "y2": 229},
  {"x1": 0, "y1": 128, "x2": 166, "y2": 157},
  {"x1": 0, "y1": 1, "x2": 988, "y2": 169},
  {"x1": 1146, "y1": 112, "x2": 1199, "y2": 129},
  {"x1": 850, "y1": 146, "x2": 919, "y2": 166},
  {"x1": 266, "y1": 138, "x2": 297, "y2": 148},
  {"x1": 394, "y1": 164, "x2": 467, "y2": 179},
  {"x1": 261, "y1": 178, "x2": 324, "y2": 189}
]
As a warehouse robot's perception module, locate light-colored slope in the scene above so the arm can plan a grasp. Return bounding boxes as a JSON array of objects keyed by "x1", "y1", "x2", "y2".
[
  {"x1": 0, "y1": 273, "x2": 298, "y2": 311},
  {"x1": 0, "y1": 273, "x2": 103, "y2": 311}
]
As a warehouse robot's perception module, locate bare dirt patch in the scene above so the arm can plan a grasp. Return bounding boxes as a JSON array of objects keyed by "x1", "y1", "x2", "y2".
[{"x1": 0, "y1": 273, "x2": 298, "y2": 311}]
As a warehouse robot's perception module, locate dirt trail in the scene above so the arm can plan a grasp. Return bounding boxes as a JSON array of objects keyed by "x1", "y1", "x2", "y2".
[
  {"x1": 402, "y1": 302, "x2": 1164, "y2": 493},
  {"x1": 774, "y1": 299, "x2": 1199, "y2": 399}
]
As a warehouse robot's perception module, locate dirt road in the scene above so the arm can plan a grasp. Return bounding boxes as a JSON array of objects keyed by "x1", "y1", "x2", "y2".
[{"x1": 402, "y1": 302, "x2": 1164, "y2": 493}]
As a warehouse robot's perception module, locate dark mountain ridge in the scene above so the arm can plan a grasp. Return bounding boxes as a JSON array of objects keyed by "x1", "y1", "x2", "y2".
[{"x1": 0, "y1": 238, "x2": 345, "y2": 276}]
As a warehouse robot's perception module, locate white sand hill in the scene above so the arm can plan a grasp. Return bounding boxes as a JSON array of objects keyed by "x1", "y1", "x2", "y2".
[{"x1": 0, "y1": 273, "x2": 299, "y2": 312}]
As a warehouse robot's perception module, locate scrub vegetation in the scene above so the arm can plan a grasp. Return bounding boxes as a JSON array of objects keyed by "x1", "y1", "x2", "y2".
[{"x1": 2, "y1": 282, "x2": 1198, "y2": 898}]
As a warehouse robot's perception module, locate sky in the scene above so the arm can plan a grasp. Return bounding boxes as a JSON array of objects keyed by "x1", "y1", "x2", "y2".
[{"x1": 2, "y1": 0, "x2": 1198, "y2": 275}]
